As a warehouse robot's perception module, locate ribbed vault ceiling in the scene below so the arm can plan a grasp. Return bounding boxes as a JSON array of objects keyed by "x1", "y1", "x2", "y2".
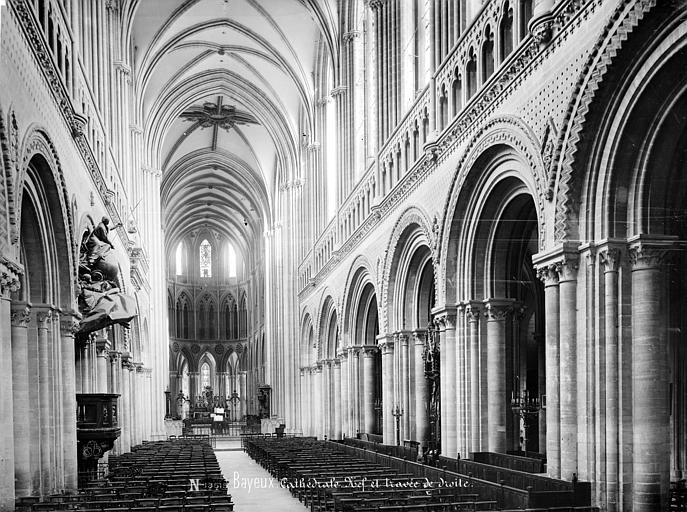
[{"x1": 127, "y1": 0, "x2": 338, "y2": 258}]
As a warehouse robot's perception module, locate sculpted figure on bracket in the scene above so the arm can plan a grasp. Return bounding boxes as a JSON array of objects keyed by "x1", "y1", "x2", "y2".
[{"x1": 76, "y1": 216, "x2": 137, "y2": 336}]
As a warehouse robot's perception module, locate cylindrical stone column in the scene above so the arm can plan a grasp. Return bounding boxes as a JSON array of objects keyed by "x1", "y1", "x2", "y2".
[
  {"x1": 537, "y1": 263, "x2": 560, "y2": 478},
  {"x1": 36, "y1": 309, "x2": 54, "y2": 496},
  {"x1": 239, "y1": 371, "x2": 247, "y2": 419},
  {"x1": 11, "y1": 304, "x2": 32, "y2": 498},
  {"x1": 401, "y1": 333, "x2": 410, "y2": 441},
  {"x1": 484, "y1": 299, "x2": 513, "y2": 454},
  {"x1": 59, "y1": 314, "x2": 79, "y2": 492},
  {"x1": 350, "y1": 347, "x2": 360, "y2": 434},
  {"x1": 455, "y1": 305, "x2": 467, "y2": 458},
  {"x1": 96, "y1": 339, "x2": 110, "y2": 394},
  {"x1": 120, "y1": 356, "x2": 132, "y2": 453},
  {"x1": 0, "y1": 275, "x2": 18, "y2": 511},
  {"x1": 380, "y1": 337, "x2": 394, "y2": 442},
  {"x1": 338, "y1": 349, "x2": 349, "y2": 437},
  {"x1": 629, "y1": 239, "x2": 672, "y2": 512},
  {"x1": 466, "y1": 303, "x2": 481, "y2": 453},
  {"x1": 436, "y1": 308, "x2": 457, "y2": 458},
  {"x1": 333, "y1": 360, "x2": 342, "y2": 439},
  {"x1": 413, "y1": 331, "x2": 428, "y2": 446},
  {"x1": 323, "y1": 361, "x2": 331, "y2": 438},
  {"x1": 299, "y1": 368, "x2": 307, "y2": 434},
  {"x1": 600, "y1": 247, "x2": 621, "y2": 512},
  {"x1": 362, "y1": 347, "x2": 377, "y2": 435},
  {"x1": 313, "y1": 364, "x2": 323, "y2": 438},
  {"x1": 557, "y1": 257, "x2": 578, "y2": 480}
]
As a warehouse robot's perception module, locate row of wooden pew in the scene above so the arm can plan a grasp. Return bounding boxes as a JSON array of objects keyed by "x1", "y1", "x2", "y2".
[
  {"x1": 245, "y1": 437, "x2": 500, "y2": 512},
  {"x1": 245, "y1": 437, "x2": 602, "y2": 512},
  {"x1": 26, "y1": 439, "x2": 234, "y2": 511}
]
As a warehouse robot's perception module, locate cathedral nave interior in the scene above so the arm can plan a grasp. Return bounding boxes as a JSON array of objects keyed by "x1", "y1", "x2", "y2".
[{"x1": 0, "y1": 0, "x2": 686, "y2": 511}]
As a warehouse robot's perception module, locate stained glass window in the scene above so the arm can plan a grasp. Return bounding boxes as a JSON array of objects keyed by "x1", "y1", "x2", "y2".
[
  {"x1": 200, "y1": 239, "x2": 212, "y2": 277},
  {"x1": 201, "y1": 362, "x2": 210, "y2": 389}
]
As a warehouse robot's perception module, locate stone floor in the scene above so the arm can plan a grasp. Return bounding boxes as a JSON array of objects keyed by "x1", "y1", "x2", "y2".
[{"x1": 215, "y1": 440, "x2": 307, "y2": 511}]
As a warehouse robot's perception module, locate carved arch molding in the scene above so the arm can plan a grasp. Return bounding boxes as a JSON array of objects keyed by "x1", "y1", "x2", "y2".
[
  {"x1": 551, "y1": 0, "x2": 659, "y2": 241},
  {"x1": 437, "y1": 115, "x2": 547, "y2": 304},
  {"x1": 379, "y1": 206, "x2": 435, "y2": 335}
]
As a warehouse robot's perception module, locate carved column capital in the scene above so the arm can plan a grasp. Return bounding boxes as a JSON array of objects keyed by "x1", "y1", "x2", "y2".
[
  {"x1": 59, "y1": 311, "x2": 82, "y2": 336},
  {"x1": 342, "y1": 30, "x2": 360, "y2": 43},
  {"x1": 465, "y1": 301, "x2": 482, "y2": 322},
  {"x1": 432, "y1": 305, "x2": 457, "y2": 330},
  {"x1": 411, "y1": 329, "x2": 427, "y2": 346},
  {"x1": 556, "y1": 255, "x2": 579, "y2": 282},
  {"x1": 529, "y1": 12, "x2": 554, "y2": 46},
  {"x1": 535, "y1": 263, "x2": 560, "y2": 286},
  {"x1": 369, "y1": 0, "x2": 385, "y2": 12},
  {"x1": 142, "y1": 166, "x2": 162, "y2": 178},
  {"x1": 483, "y1": 298, "x2": 516, "y2": 321},
  {"x1": 534, "y1": 243, "x2": 579, "y2": 284},
  {"x1": 108, "y1": 350, "x2": 121, "y2": 364},
  {"x1": 348, "y1": 345, "x2": 362, "y2": 356},
  {"x1": 598, "y1": 244, "x2": 623, "y2": 273},
  {"x1": 627, "y1": 235, "x2": 681, "y2": 270},
  {"x1": 337, "y1": 348, "x2": 348, "y2": 360},
  {"x1": 121, "y1": 353, "x2": 134, "y2": 370},
  {"x1": 362, "y1": 345, "x2": 378, "y2": 357},
  {"x1": 11, "y1": 303, "x2": 32, "y2": 327},
  {"x1": 35, "y1": 307, "x2": 54, "y2": 329},
  {"x1": 96, "y1": 338, "x2": 112, "y2": 355},
  {"x1": 378, "y1": 334, "x2": 395, "y2": 355},
  {"x1": 331, "y1": 85, "x2": 347, "y2": 97}
]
